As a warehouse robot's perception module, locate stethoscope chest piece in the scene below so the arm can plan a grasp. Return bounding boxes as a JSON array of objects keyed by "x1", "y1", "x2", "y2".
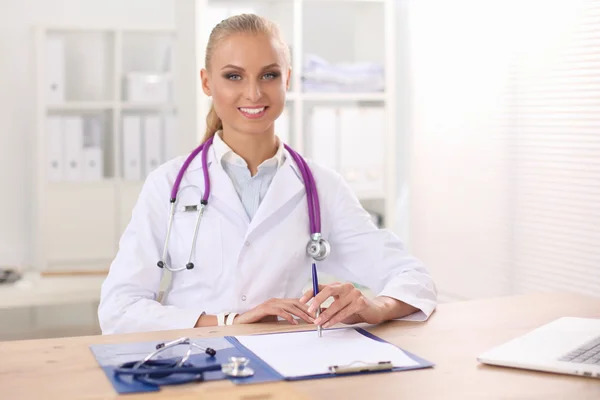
[
  {"x1": 221, "y1": 356, "x2": 254, "y2": 378},
  {"x1": 306, "y1": 234, "x2": 331, "y2": 261}
]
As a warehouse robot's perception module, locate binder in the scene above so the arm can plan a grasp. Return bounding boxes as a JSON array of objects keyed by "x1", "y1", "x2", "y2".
[
  {"x1": 142, "y1": 115, "x2": 162, "y2": 175},
  {"x1": 162, "y1": 113, "x2": 178, "y2": 161},
  {"x1": 89, "y1": 327, "x2": 433, "y2": 395},
  {"x1": 83, "y1": 116, "x2": 104, "y2": 181},
  {"x1": 275, "y1": 107, "x2": 290, "y2": 144},
  {"x1": 339, "y1": 107, "x2": 362, "y2": 191},
  {"x1": 45, "y1": 37, "x2": 65, "y2": 104},
  {"x1": 46, "y1": 116, "x2": 64, "y2": 181},
  {"x1": 309, "y1": 107, "x2": 338, "y2": 171},
  {"x1": 123, "y1": 116, "x2": 142, "y2": 181},
  {"x1": 63, "y1": 116, "x2": 84, "y2": 181}
]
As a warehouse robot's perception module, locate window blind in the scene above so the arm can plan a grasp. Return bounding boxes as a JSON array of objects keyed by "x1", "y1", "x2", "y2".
[
  {"x1": 406, "y1": 0, "x2": 600, "y2": 301},
  {"x1": 509, "y1": 0, "x2": 600, "y2": 297}
]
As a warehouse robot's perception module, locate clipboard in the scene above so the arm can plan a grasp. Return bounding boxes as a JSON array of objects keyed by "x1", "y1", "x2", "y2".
[
  {"x1": 224, "y1": 327, "x2": 434, "y2": 383},
  {"x1": 89, "y1": 328, "x2": 433, "y2": 394}
]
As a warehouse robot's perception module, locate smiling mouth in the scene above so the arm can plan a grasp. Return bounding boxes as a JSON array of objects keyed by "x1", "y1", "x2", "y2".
[{"x1": 238, "y1": 106, "x2": 268, "y2": 119}]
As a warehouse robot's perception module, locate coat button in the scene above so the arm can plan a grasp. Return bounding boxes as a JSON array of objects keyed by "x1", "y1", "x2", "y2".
[
  {"x1": 241, "y1": 295, "x2": 247, "y2": 301},
  {"x1": 244, "y1": 241, "x2": 250, "y2": 247}
]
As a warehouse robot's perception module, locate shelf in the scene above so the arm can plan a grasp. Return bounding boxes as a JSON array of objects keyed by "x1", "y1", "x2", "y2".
[
  {"x1": 47, "y1": 102, "x2": 115, "y2": 111},
  {"x1": 120, "y1": 102, "x2": 176, "y2": 111},
  {"x1": 301, "y1": 92, "x2": 387, "y2": 102}
]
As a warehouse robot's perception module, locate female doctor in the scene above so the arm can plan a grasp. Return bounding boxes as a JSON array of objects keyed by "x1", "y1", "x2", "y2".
[{"x1": 98, "y1": 14, "x2": 437, "y2": 334}]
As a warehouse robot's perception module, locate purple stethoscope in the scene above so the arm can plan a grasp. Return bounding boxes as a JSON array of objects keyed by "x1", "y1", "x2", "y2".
[{"x1": 156, "y1": 135, "x2": 331, "y2": 273}]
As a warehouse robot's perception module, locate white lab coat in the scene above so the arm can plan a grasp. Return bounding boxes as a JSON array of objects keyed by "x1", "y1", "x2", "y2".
[{"x1": 98, "y1": 145, "x2": 437, "y2": 334}]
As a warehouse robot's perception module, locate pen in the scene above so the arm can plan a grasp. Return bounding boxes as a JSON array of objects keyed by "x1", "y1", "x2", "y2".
[{"x1": 312, "y1": 263, "x2": 322, "y2": 337}]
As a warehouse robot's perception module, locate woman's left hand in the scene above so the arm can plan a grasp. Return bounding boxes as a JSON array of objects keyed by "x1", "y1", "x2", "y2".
[{"x1": 299, "y1": 282, "x2": 385, "y2": 328}]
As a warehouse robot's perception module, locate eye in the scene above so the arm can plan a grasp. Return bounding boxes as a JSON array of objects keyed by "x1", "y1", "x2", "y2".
[
  {"x1": 263, "y1": 72, "x2": 280, "y2": 80},
  {"x1": 225, "y1": 73, "x2": 241, "y2": 81}
]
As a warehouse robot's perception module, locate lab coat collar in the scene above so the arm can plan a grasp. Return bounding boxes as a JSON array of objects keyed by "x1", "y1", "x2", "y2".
[
  {"x1": 212, "y1": 131, "x2": 286, "y2": 170},
  {"x1": 184, "y1": 137, "x2": 305, "y2": 237}
]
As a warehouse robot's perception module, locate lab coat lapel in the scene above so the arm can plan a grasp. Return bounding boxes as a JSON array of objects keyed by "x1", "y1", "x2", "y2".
[
  {"x1": 245, "y1": 157, "x2": 304, "y2": 240},
  {"x1": 208, "y1": 162, "x2": 251, "y2": 227}
]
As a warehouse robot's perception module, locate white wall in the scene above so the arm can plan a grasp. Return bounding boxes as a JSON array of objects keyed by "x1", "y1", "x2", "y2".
[{"x1": 0, "y1": 0, "x2": 175, "y2": 267}]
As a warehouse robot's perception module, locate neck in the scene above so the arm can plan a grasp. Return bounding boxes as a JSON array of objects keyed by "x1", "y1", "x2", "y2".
[{"x1": 220, "y1": 128, "x2": 278, "y2": 176}]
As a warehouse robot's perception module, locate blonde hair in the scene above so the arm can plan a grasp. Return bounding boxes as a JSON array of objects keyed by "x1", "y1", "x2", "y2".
[{"x1": 201, "y1": 14, "x2": 291, "y2": 144}]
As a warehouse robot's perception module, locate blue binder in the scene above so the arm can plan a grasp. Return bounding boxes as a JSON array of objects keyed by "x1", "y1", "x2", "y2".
[{"x1": 89, "y1": 328, "x2": 434, "y2": 394}]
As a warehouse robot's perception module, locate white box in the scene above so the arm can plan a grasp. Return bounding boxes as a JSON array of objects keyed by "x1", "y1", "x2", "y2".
[
  {"x1": 45, "y1": 37, "x2": 65, "y2": 104},
  {"x1": 63, "y1": 116, "x2": 84, "y2": 181},
  {"x1": 46, "y1": 116, "x2": 64, "y2": 181},
  {"x1": 125, "y1": 72, "x2": 171, "y2": 103},
  {"x1": 123, "y1": 116, "x2": 142, "y2": 181},
  {"x1": 143, "y1": 115, "x2": 162, "y2": 175}
]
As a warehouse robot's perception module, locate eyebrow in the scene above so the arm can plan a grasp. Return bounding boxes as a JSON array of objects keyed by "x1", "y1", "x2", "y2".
[{"x1": 221, "y1": 63, "x2": 281, "y2": 71}]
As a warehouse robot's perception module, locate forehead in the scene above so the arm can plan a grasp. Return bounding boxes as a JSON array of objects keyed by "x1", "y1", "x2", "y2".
[{"x1": 210, "y1": 32, "x2": 286, "y2": 70}]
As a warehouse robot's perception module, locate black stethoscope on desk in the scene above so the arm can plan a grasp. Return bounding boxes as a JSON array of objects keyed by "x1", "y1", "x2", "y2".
[{"x1": 113, "y1": 337, "x2": 254, "y2": 386}]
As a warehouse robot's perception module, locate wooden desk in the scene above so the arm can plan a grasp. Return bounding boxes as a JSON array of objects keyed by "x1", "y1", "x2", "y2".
[{"x1": 1, "y1": 292, "x2": 599, "y2": 400}]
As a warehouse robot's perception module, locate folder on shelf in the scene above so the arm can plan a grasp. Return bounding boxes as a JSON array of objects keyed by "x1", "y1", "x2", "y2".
[
  {"x1": 339, "y1": 106, "x2": 386, "y2": 196},
  {"x1": 339, "y1": 107, "x2": 362, "y2": 190},
  {"x1": 45, "y1": 37, "x2": 65, "y2": 104},
  {"x1": 309, "y1": 107, "x2": 338, "y2": 171},
  {"x1": 123, "y1": 116, "x2": 142, "y2": 181},
  {"x1": 362, "y1": 107, "x2": 385, "y2": 194},
  {"x1": 275, "y1": 108, "x2": 290, "y2": 144},
  {"x1": 89, "y1": 327, "x2": 433, "y2": 395},
  {"x1": 162, "y1": 113, "x2": 178, "y2": 161},
  {"x1": 46, "y1": 116, "x2": 64, "y2": 182},
  {"x1": 83, "y1": 116, "x2": 104, "y2": 181},
  {"x1": 142, "y1": 115, "x2": 162, "y2": 175},
  {"x1": 63, "y1": 116, "x2": 84, "y2": 181}
]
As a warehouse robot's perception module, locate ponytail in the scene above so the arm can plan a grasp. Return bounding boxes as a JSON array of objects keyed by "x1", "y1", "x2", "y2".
[{"x1": 202, "y1": 103, "x2": 222, "y2": 144}]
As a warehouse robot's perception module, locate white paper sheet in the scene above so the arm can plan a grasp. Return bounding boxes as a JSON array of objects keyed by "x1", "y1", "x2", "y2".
[{"x1": 235, "y1": 328, "x2": 419, "y2": 378}]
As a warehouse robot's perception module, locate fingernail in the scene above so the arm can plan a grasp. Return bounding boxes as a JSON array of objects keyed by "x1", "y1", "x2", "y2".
[
  {"x1": 293, "y1": 319, "x2": 298, "y2": 325},
  {"x1": 308, "y1": 305, "x2": 315, "y2": 314},
  {"x1": 314, "y1": 318, "x2": 321, "y2": 325}
]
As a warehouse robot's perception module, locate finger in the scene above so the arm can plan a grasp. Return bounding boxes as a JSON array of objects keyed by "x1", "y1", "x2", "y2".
[
  {"x1": 291, "y1": 302, "x2": 317, "y2": 322},
  {"x1": 308, "y1": 283, "x2": 351, "y2": 314},
  {"x1": 283, "y1": 302, "x2": 315, "y2": 323},
  {"x1": 314, "y1": 290, "x2": 358, "y2": 326},
  {"x1": 323, "y1": 297, "x2": 368, "y2": 328},
  {"x1": 268, "y1": 307, "x2": 298, "y2": 325},
  {"x1": 299, "y1": 285, "x2": 327, "y2": 304}
]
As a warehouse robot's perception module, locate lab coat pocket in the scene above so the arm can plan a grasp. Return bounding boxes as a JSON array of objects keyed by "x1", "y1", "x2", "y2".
[{"x1": 170, "y1": 208, "x2": 224, "y2": 283}]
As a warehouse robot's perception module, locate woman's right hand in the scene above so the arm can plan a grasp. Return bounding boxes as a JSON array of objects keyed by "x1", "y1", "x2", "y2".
[{"x1": 234, "y1": 298, "x2": 316, "y2": 325}]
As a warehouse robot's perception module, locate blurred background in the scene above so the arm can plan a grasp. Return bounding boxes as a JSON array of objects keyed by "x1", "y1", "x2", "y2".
[{"x1": 1, "y1": 0, "x2": 599, "y2": 341}]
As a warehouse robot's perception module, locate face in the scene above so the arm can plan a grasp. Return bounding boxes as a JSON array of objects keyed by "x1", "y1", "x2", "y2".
[{"x1": 201, "y1": 32, "x2": 291, "y2": 137}]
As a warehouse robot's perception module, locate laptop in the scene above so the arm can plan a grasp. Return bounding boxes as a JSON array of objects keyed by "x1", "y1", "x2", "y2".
[{"x1": 477, "y1": 317, "x2": 600, "y2": 378}]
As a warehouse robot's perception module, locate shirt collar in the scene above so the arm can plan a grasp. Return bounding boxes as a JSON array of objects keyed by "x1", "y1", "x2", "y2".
[{"x1": 212, "y1": 130, "x2": 286, "y2": 169}]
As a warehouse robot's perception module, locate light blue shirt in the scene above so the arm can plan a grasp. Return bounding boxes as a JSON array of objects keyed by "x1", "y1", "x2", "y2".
[{"x1": 212, "y1": 132, "x2": 286, "y2": 220}]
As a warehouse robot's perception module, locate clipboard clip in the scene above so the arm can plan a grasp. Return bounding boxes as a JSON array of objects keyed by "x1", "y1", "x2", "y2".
[{"x1": 328, "y1": 360, "x2": 393, "y2": 375}]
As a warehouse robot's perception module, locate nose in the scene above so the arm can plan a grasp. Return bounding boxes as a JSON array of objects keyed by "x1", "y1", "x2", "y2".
[{"x1": 244, "y1": 80, "x2": 262, "y2": 103}]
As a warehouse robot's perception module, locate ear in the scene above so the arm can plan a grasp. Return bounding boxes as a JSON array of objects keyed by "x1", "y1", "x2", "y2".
[
  {"x1": 285, "y1": 67, "x2": 292, "y2": 91},
  {"x1": 200, "y1": 68, "x2": 212, "y2": 96}
]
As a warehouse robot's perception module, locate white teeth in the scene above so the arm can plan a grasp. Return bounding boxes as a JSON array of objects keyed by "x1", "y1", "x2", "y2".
[{"x1": 240, "y1": 107, "x2": 265, "y2": 114}]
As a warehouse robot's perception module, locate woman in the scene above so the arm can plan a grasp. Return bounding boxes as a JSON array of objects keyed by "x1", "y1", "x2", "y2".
[{"x1": 98, "y1": 14, "x2": 437, "y2": 334}]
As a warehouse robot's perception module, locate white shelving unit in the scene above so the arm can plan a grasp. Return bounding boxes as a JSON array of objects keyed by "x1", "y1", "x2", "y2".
[
  {"x1": 194, "y1": 0, "x2": 397, "y2": 229},
  {"x1": 33, "y1": 26, "x2": 187, "y2": 272},
  {"x1": 32, "y1": 0, "x2": 397, "y2": 272}
]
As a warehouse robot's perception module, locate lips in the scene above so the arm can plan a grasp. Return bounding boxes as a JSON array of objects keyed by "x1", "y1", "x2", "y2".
[{"x1": 238, "y1": 106, "x2": 268, "y2": 119}]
